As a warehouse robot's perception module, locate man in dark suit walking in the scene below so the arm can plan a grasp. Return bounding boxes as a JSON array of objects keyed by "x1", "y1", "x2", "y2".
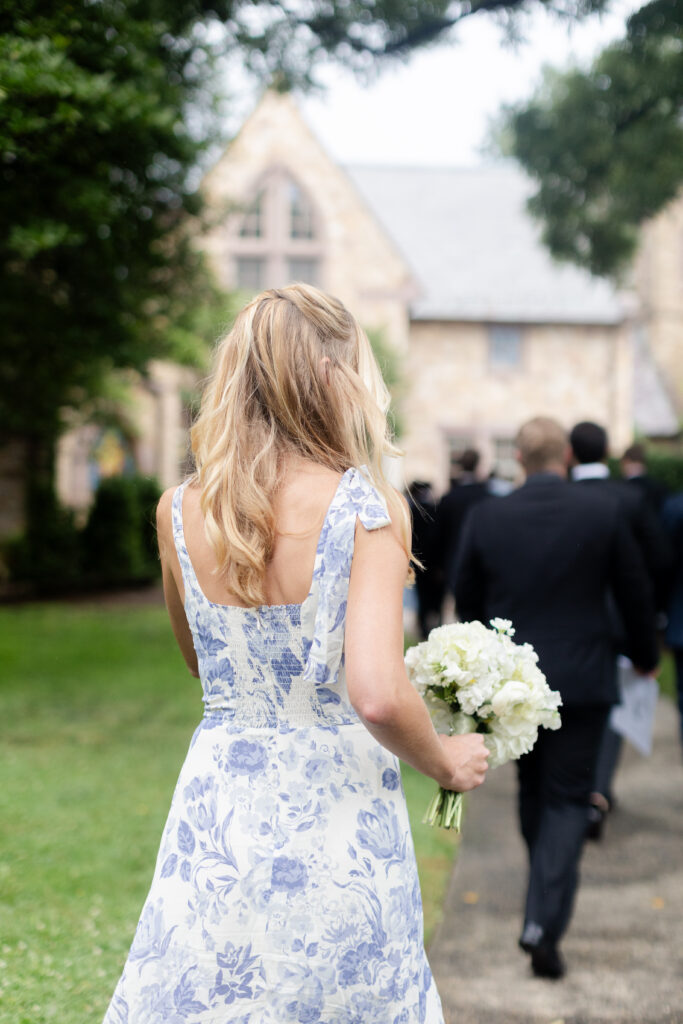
[
  {"x1": 620, "y1": 442, "x2": 670, "y2": 517},
  {"x1": 569, "y1": 422, "x2": 672, "y2": 835},
  {"x1": 455, "y1": 417, "x2": 658, "y2": 979},
  {"x1": 406, "y1": 480, "x2": 442, "y2": 639},
  {"x1": 569, "y1": 423, "x2": 671, "y2": 606},
  {"x1": 435, "y1": 448, "x2": 489, "y2": 597}
]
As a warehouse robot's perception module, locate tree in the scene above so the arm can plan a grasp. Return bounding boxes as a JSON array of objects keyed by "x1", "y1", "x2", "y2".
[
  {"x1": 0, "y1": 2, "x2": 230, "y2": 535},
  {"x1": 1, "y1": 0, "x2": 611, "y2": 557},
  {"x1": 500, "y1": 0, "x2": 683, "y2": 278}
]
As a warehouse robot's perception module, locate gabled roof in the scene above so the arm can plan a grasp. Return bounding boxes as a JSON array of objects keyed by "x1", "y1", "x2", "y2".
[{"x1": 346, "y1": 164, "x2": 624, "y2": 324}]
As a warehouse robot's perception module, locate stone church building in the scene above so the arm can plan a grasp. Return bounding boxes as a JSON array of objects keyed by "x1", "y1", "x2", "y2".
[
  {"x1": 42, "y1": 88, "x2": 680, "y2": 530},
  {"x1": 200, "y1": 90, "x2": 679, "y2": 491}
]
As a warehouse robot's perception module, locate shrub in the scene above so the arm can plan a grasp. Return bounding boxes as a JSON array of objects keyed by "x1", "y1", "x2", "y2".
[
  {"x1": 81, "y1": 474, "x2": 161, "y2": 585},
  {"x1": 128, "y1": 475, "x2": 163, "y2": 577},
  {"x1": 644, "y1": 452, "x2": 683, "y2": 495}
]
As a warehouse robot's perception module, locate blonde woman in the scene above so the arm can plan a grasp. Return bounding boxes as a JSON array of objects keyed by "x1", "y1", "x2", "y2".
[{"x1": 102, "y1": 284, "x2": 488, "y2": 1024}]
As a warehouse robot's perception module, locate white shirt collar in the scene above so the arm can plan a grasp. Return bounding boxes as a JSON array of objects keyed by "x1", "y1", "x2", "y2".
[{"x1": 571, "y1": 462, "x2": 610, "y2": 481}]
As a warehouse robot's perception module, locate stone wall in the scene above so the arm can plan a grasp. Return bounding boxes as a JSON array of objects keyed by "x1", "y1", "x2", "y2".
[
  {"x1": 400, "y1": 320, "x2": 633, "y2": 493},
  {"x1": 635, "y1": 193, "x2": 683, "y2": 414}
]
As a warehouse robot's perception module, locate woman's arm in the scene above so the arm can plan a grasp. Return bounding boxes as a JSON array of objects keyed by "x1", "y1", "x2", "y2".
[
  {"x1": 345, "y1": 517, "x2": 488, "y2": 792},
  {"x1": 156, "y1": 488, "x2": 200, "y2": 678}
]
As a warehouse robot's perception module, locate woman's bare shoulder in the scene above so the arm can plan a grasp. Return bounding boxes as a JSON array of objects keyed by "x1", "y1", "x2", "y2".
[{"x1": 156, "y1": 484, "x2": 178, "y2": 529}]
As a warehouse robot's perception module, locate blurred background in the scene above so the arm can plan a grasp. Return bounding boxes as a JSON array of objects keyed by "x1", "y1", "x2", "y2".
[{"x1": 1, "y1": 0, "x2": 681, "y2": 594}]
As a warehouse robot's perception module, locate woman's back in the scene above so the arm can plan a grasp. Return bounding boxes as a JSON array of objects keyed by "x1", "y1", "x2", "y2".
[
  {"x1": 171, "y1": 466, "x2": 373, "y2": 727},
  {"x1": 179, "y1": 461, "x2": 344, "y2": 609},
  {"x1": 103, "y1": 465, "x2": 446, "y2": 1023}
]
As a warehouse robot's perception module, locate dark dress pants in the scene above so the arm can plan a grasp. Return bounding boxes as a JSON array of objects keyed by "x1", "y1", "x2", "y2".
[
  {"x1": 517, "y1": 705, "x2": 610, "y2": 945},
  {"x1": 415, "y1": 568, "x2": 443, "y2": 641},
  {"x1": 593, "y1": 721, "x2": 623, "y2": 804}
]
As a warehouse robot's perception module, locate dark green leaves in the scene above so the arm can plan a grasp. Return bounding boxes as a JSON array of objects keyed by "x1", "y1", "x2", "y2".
[{"x1": 501, "y1": 0, "x2": 683, "y2": 277}]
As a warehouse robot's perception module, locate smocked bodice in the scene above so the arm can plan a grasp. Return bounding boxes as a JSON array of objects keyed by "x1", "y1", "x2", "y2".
[{"x1": 172, "y1": 468, "x2": 391, "y2": 730}]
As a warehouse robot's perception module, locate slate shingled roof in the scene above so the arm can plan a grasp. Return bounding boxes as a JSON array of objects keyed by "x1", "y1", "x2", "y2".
[{"x1": 346, "y1": 164, "x2": 624, "y2": 325}]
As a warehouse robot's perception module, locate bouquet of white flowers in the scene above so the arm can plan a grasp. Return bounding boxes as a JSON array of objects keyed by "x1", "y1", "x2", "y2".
[{"x1": 404, "y1": 618, "x2": 562, "y2": 829}]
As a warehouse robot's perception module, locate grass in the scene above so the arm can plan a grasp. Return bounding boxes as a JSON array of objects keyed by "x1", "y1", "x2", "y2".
[{"x1": 0, "y1": 603, "x2": 457, "y2": 1024}]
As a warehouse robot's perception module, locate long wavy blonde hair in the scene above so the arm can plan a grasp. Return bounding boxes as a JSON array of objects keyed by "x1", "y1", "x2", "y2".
[{"x1": 191, "y1": 283, "x2": 410, "y2": 606}]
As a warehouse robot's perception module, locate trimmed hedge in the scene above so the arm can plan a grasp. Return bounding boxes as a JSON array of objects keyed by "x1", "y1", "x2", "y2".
[
  {"x1": 81, "y1": 474, "x2": 162, "y2": 584},
  {"x1": 6, "y1": 474, "x2": 161, "y2": 592}
]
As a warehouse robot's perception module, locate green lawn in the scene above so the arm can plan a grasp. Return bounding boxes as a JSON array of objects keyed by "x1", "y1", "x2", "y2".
[{"x1": 0, "y1": 603, "x2": 457, "y2": 1024}]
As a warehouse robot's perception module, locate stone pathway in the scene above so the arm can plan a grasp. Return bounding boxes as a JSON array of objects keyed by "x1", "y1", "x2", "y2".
[{"x1": 428, "y1": 699, "x2": 683, "y2": 1024}]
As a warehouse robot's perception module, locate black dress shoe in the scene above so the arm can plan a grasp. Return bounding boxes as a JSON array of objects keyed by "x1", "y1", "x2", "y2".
[{"x1": 530, "y1": 942, "x2": 566, "y2": 980}]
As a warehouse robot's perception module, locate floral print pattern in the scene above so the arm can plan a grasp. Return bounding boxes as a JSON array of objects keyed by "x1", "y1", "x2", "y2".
[{"x1": 102, "y1": 468, "x2": 444, "y2": 1023}]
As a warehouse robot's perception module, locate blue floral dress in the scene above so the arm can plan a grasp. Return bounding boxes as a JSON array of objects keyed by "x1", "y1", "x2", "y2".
[{"x1": 103, "y1": 467, "x2": 444, "y2": 1024}]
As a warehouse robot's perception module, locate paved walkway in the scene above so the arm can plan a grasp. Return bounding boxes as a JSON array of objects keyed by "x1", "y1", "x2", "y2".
[{"x1": 429, "y1": 699, "x2": 683, "y2": 1024}]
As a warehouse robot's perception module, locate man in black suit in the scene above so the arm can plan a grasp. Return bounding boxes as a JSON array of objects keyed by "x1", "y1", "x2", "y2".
[
  {"x1": 435, "y1": 448, "x2": 489, "y2": 597},
  {"x1": 569, "y1": 422, "x2": 672, "y2": 835},
  {"x1": 455, "y1": 417, "x2": 658, "y2": 979},
  {"x1": 620, "y1": 442, "x2": 670, "y2": 517},
  {"x1": 570, "y1": 424, "x2": 671, "y2": 604},
  {"x1": 407, "y1": 480, "x2": 442, "y2": 639}
]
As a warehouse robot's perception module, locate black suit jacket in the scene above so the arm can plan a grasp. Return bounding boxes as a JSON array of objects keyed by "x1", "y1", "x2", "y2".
[
  {"x1": 455, "y1": 473, "x2": 658, "y2": 706},
  {"x1": 435, "y1": 481, "x2": 490, "y2": 591},
  {"x1": 626, "y1": 474, "x2": 670, "y2": 516},
  {"x1": 575, "y1": 476, "x2": 673, "y2": 609}
]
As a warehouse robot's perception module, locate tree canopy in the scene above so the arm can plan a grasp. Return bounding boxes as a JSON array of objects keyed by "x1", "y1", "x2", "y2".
[
  {"x1": 500, "y1": 0, "x2": 683, "y2": 278},
  {"x1": 0, "y1": 2, "x2": 227, "y2": 455},
  {"x1": 213, "y1": 0, "x2": 609, "y2": 84}
]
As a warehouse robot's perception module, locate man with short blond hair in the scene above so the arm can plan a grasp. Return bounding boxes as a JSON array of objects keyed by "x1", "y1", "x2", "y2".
[
  {"x1": 455, "y1": 416, "x2": 657, "y2": 979},
  {"x1": 515, "y1": 416, "x2": 568, "y2": 475}
]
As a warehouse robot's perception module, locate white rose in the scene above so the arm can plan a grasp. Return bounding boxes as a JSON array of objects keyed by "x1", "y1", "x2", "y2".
[{"x1": 491, "y1": 679, "x2": 530, "y2": 718}]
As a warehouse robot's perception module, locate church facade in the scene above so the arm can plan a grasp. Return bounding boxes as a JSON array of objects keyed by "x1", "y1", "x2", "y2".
[{"x1": 201, "y1": 90, "x2": 678, "y2": 491}]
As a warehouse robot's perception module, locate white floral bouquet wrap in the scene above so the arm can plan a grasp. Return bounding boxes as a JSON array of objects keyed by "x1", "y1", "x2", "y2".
[{"x1": 405, "y1": 619, "x2": 562, "y2": 830}]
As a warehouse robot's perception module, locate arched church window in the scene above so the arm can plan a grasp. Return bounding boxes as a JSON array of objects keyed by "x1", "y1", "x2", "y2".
[
  {"x1": 230, "y1": 171, "x2": 323, "y2": 292},
  {"x1": 239, "y1": 192, "x2": 263, "y2": 238},
  {"x1": 289, "y1": 182, "x2": 314, "y2": 240}
]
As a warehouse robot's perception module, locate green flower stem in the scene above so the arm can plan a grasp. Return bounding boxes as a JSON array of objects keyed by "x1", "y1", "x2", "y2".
[{"x1": 422, "y1": 787, "x2": 464, "y2": 831}]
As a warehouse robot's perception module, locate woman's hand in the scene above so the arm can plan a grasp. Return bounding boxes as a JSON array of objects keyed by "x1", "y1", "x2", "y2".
[{"x1": 436, "y1": 733, "x2": 489, "y2": 792}]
